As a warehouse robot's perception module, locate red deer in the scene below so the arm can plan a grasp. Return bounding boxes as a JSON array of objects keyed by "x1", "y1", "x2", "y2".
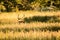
[{"x1": 17, "y1": 14, "x2": 25, "y2": 24}]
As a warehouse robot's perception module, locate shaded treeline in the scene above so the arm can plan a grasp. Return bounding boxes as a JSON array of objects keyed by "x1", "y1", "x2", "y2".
[{"x1": 0, "y1": 0, "x2": 60, "y2": 12}]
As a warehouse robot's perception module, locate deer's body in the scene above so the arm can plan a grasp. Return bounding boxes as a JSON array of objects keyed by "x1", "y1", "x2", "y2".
[{"x1": 17, "y1": 14, "x2": 25, "y2": 24}]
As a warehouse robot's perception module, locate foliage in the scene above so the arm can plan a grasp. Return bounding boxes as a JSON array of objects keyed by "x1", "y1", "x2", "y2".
[
  {"x1": 24, "y1": 16, "x2": 60, "y2": 23},
  {"x1": 0, "y1": 0, "x2": 60, "y2": 12}
]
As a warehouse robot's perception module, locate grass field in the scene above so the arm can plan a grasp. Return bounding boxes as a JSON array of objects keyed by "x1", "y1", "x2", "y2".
[{"x1": 0, "y1": 11, "x2": 60, "y2": 40}]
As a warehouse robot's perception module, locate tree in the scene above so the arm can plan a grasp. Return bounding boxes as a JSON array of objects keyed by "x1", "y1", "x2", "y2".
[{"x1": 0, "y1": 0, "x2": 60, "y2": 12}]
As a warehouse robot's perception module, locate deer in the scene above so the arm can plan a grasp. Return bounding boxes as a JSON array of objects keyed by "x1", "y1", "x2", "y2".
[{"x1": 17, "y1": 14, "x2": 25, "y2": 24}]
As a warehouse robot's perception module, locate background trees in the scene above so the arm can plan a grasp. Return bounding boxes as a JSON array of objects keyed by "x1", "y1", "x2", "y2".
[{"x1": 0, "y1": 0, "x2": 60, "y2": 12}]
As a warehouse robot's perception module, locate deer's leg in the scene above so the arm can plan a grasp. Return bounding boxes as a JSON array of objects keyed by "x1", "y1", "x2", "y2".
[{"x1": 18, "y1": 21, "x2": 25, "y2": 24}]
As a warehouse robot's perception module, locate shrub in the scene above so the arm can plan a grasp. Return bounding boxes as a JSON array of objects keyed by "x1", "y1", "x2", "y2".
[{"x1": 24, "y1": 16, "x2": 60, "y2": 23}]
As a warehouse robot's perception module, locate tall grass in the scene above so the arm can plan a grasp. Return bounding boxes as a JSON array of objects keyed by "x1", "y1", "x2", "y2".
[
  {"x1": 0, "y1": 26, "x2": 60, "y2": 33},
  {"x1": 0, "y1": 31, "x2": 60, "y2": 40},
  {"x1": 0, "y1": 11, "x2": 60, "y2": 40}
]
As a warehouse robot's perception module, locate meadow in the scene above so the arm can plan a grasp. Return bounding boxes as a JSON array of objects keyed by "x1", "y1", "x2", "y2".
[{"x1": 0, "y1": 11, "x2": 60, "y2": 40}]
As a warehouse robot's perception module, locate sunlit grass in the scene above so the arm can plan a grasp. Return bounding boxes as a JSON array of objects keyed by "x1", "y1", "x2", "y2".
[
  {"x1": 0, "y1": 31, "x2": 60, "y2": 40},
  {"x1": 0, "y1": 11, "x2": 60, "y2": 40}
]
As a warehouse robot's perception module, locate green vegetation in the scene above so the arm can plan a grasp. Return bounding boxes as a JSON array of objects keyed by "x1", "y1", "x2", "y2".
[
  {"x1": 0, "y1": 0, "x2": 60, "y2": 12},
  {"x1": 24, "y1": 16, "x2": 60, "y2": 23}
]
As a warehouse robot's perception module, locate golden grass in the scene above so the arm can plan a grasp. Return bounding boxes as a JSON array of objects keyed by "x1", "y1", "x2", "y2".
[
  {"x1": 0, "y1": 11, "x2": 60, "y2": 40},
  {"x1": 0, "y1": 11, "x2": 60, "y2": 18},
  {"x1": 0, "y1": 31, "x2": 60, "y2": 39},
  {"x1": 0, "y1": 22, "x2": 60, "y2": 28},
  {"x1": 0, "y1": 11, "x2": 60, "y2": 24}
]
